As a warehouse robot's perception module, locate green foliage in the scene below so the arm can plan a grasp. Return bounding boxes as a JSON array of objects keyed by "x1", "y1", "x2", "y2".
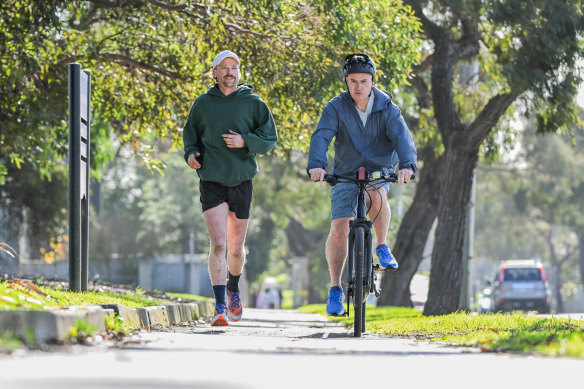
[
  {"x1": 515, "y1": 127, "x2": 584, "y2": 229},
  {"x1": 104, "y1": 313, "x2": 131, "y2": 335},
  {"x1": 89, "y1": 150, "x2": 208, "y2": 261},
  {"x1": 474, "y1": 165, "x2": 542, "y2": 262},
  {"x1": 483, "y1": 0, "x2": 584, "y2": 134},
  {"x1": 66, "y1": 318, "x2": 96, "y2": 343},
  {"x1": 164, "y1": 292, "x2": 212, "y2": 302},
  {"x1": 473, "y1": 121, "x2": 584, "y2": 307},
  {"x1": 0, "y1": 0, "x2": 71, "y2": 181},
  {"x1": 0, "y1": 162, "x2": 68, "y2": 256},
  {"x1": 299, "y1": 305, "x2": 584, "y2": 358},
  {"x1": 0, "y1": 332, "x2": 23, "y2": 352},
  {"x1": 0, "y1": 280, "x2": 59, "y2": 311},
  {"x1": 0, "y1": 0, "x2": 422, "y2": 182},
  {"x1": 0, "y1": 280, "x2": 170, "y2": 311},
  {"x1": 447, "y1": 316, "x2": 584, "y2": 359}
]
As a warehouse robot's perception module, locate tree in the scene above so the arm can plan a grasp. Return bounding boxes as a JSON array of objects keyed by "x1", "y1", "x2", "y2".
[
  {"x1": 0, "y1": 162, "x2": 68, "y2": 256},
  {"x1": 0, "y1": 0, "x2": 422, "y2": 183},
  {"x1": 378, "y1": 0, "x2": 584, "y2": 315},
  {"x1": 513, "y1": 128, "x2": 584, "y2": 311},
  {"x1": 1, "y1": 0, "x2": 422, "y2": 267}
]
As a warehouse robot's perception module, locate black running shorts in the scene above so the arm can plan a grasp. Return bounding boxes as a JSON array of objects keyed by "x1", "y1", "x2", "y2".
[{"x1": 199, "y1": 180, "x2": 253, "y2": 219}]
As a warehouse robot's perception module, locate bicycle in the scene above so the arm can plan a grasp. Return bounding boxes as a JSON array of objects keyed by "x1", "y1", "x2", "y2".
[{"x1": 323, "y1": 167, "x2": 413, "y2": 337}]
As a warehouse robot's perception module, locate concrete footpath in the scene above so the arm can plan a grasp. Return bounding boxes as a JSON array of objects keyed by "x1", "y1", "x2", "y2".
[{"x1": 2, "y1": 308, "x2": 584, "y2": 389}]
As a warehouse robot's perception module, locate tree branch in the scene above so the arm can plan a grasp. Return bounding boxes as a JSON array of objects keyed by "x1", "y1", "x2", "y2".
[
  {"x1": 454, "y1": 38, "x2": 480, "y2": 62},
  {"x1": 403, "y1": 0, "x2": 444, "y2": 42},
  {"x1": 464, "y1": 92, "x2": 518, "y2": 150},
  {"x1": 408, "y1": 74, "x2": 431, "y2": 110},
  {"x1": 145, "y1": 0, "x2": 187, "y2": 11},
  {"x1": 559, "y1": 243, "x2": 578, "y2": 267},
  {"x1": 99, "y1": 52, "x2": 180, "y2": 79},
  {"x1": 224, "y1": 22, "x2": 269, "y2": 39}
]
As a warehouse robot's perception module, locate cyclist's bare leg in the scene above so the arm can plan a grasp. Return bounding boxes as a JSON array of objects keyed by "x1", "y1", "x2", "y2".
[
  {"x1": 366, "y1": 185, "x2": 391, "y2": 246},
  {"x1": 226, "y1": 211, "x2": 249, "y2": 277},
  {"x1": 203, "y1": 203, "x2": 229, "y2": 285},
  {"x1": 326, "y1": 217, "x2": 352, "y2": 287}
]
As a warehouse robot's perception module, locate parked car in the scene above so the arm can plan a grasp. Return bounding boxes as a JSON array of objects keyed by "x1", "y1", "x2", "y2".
[{"x1": 490, "y1": 259, "x2": 551, "y2": 313}]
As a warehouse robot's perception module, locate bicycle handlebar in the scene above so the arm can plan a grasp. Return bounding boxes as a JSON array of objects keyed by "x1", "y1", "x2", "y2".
[{"x1": 322, "y1": 171, "x2": 415, "y2": 186}]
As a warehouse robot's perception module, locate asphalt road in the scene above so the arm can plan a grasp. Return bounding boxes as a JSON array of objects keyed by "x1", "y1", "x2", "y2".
[{"x1": 1, "y1": 308, "x2": 583, "y2": 389}]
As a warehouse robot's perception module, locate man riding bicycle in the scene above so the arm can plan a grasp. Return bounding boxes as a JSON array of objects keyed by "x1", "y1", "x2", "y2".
[{"x1": 307, "y1": 53, "x2": 417, "y2": 316}]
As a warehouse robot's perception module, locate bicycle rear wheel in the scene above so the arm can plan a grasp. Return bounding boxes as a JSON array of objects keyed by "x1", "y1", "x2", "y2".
[{"x1": 353, "y1": 226, "x2": 366, "y2": 337}]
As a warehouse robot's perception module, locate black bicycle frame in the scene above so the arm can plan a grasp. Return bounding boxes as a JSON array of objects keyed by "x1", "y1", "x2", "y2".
[
  {"x1": 319, "y1": 169, "x2": 413, "y2": 335},
  {"x1": 345, "y1": 180, "x2": 375, "y2": 316}
]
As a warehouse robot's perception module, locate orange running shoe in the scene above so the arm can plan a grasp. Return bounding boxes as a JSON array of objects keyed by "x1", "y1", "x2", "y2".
[
  {"x1": 226, "y1": 290, "x2": 243, "y2": 321},
  {"x1": 211, "y1": 304, "x2": 228, "y2": 326}
]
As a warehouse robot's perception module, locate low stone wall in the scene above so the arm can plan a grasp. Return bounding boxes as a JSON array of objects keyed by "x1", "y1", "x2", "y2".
[{"x1": 0, "y1": 300, "x2": 214, "y2": 344}]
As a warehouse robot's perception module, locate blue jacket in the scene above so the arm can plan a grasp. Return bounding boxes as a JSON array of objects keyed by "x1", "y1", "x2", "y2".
[{"x1": 307, "y1": 87, "x2": 417, "y2": 177}]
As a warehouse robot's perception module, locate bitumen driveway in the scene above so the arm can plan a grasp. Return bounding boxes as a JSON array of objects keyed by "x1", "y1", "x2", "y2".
[{"x1": 1, "y1": 308, "x2": 583, "y2": 389}]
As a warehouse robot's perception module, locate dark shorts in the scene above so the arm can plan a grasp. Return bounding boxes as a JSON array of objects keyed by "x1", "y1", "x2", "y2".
[{"x1": 200, "y1": 180, "x2": 253, "y2": 219}]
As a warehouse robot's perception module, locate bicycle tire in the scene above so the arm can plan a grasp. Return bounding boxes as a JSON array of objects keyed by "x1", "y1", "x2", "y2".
[
  {"x1": 353, "y1": 225, "x2": 365, "y2": 337},
  {"x1": 361, "y1": 296, "x2": 367, "y2": 333}
]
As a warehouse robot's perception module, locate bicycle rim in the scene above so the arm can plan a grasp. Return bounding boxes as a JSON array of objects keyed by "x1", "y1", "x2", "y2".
[{"x1": 353, "y1": 226, "x2": 365, "y2": 337}]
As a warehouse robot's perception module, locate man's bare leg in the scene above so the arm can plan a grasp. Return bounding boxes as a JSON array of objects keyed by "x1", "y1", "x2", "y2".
[
  {"x1": 226, "y1": 211, "x2": 249, "y2": 277},
  {"x1": 203, "y1": 203, "x2": 229, "y2": 286},
  {"x1": 367, "y1": 185, "x2": 391, "y2": 246},
  {"x1": 326, "y1": 217, "x2": 352, "y2": 287}
]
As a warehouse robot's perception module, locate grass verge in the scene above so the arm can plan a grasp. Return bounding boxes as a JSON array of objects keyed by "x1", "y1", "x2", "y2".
[
  {"x1": 0, "y1": 280, "x2": 211, "y2": 312},
  {"x1": 0, "y1": 280, "x2": 171, "y2": 310},
  {"x1": 299, "y1": 304, "x2": 584, "y2": 359}
]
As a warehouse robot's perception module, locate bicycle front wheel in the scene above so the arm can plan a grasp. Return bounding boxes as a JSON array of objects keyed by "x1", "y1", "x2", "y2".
[{"x1": 353, "y1": 225, "x2": 366, "y2": 337}]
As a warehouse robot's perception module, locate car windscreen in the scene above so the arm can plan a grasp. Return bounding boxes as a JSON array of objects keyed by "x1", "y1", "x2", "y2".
[{"x1": 503, "y1": 268, "x2": 542, "y2": 282}]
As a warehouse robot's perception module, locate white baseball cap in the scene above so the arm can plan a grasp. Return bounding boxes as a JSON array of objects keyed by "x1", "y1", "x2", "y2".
[{"x1": 212, "y1": 50, "x2": 240, "y2": 68}]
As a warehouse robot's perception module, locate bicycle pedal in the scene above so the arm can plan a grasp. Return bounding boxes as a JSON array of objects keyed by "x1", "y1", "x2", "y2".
[{"x1": 375, "y1": 265, "x2": 397, "y2": 272}]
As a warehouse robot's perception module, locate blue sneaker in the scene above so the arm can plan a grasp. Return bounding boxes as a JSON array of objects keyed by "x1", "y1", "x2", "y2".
[
  {"x1": 376, "y1": 244, "x2": 398, "y2": 269},
  {"x1": 326, "y1": 287, "x2": 345, "y2": 316}
]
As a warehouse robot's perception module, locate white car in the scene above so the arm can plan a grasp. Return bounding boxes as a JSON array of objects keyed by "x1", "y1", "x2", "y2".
[{"x1": 490, "y1": 259, "x2": 551, "y2": 313}]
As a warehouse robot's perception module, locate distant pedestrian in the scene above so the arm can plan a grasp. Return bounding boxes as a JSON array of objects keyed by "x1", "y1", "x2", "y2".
[
  {"x1": 183, "y1": 50, "x2": 278, "y2": 326},
  {"x1": 256, "y1": 288, "x2": 280, "y2": 309},
  {"x1": 256, "y1": 288, "x2": 270, "y2": 309}
]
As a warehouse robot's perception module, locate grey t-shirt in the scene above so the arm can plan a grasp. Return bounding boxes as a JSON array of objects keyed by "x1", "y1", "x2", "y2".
[{"x1": 355, "y1": 92, "x2": 375, "y2": 126}]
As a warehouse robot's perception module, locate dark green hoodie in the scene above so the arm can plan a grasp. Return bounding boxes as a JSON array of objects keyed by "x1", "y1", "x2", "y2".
[{"x1": 183, "y1": 83, "x2": 278, "y2": 187}]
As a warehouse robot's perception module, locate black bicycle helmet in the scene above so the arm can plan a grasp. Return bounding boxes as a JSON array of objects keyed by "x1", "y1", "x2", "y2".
[{"x1": 342, "y1": 53, "x2": 376, "y2": 77}]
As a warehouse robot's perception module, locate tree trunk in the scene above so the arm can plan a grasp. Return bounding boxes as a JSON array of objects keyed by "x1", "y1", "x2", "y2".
[
  {"x1": 399, "y1": 0, "x2": 518, "y2": 316},
  {"x1": 545, "y1": 228, "x2": 565, "y2": 313},
  {"x1": 423, "y1": 145, "x2": 478, "y2": 315},
  {"x1": 377, "y1": 148, "x2": 441, "y2": 306},
  {"x1": 552, "y1": 265, "x2": 564, "y2": 313},
  {"x1": 579, "y1": 233, "x2": 584, "y2": 286}
]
